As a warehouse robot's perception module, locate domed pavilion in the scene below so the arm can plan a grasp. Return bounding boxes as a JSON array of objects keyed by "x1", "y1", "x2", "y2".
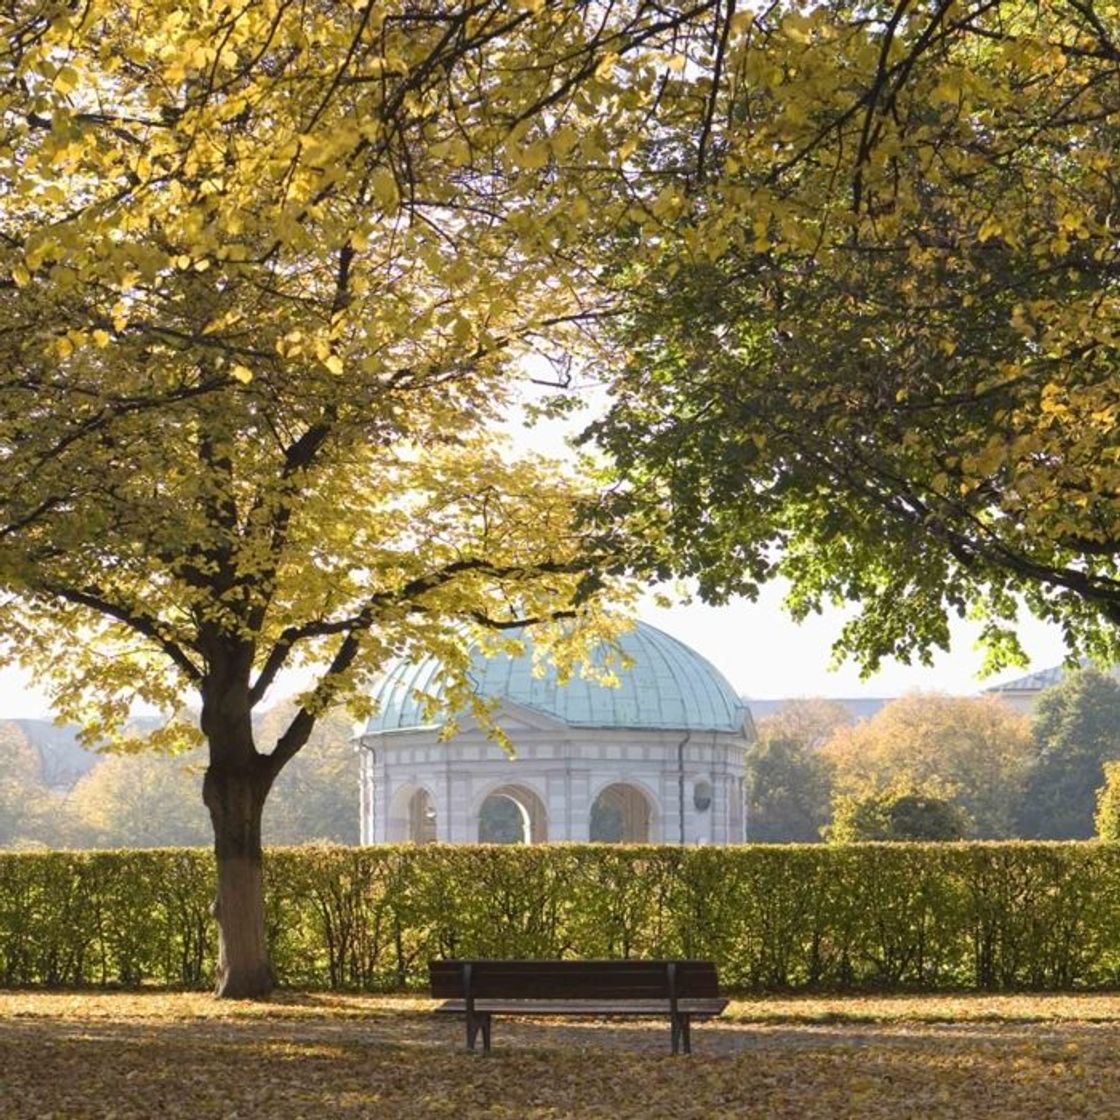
[{"x1": 357, "y1": 622, "x2": 754, "y2": 845}]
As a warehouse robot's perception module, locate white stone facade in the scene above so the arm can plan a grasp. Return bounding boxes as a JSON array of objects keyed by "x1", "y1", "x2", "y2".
[{"x1": 358, "y1": 698, "x2": 751, "y2": 845}]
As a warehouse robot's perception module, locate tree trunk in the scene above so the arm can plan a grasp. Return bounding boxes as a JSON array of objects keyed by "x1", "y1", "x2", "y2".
[{"x1": 203, "y1": 762, "x2": 274, "y2": 999}]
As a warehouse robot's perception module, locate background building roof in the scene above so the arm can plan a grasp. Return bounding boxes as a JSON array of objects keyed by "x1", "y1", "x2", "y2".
[
  {"x1": 984, "y1": 665, "x2": 1071, "y2": 694},
  {"x1": 745, "y1": 697, "x2": 890, "y2": 724},
  {"x1": 982, "y1": 659, "x2": 1120, "y2": 696},
  {"x1": 366, "y1": 621, "x2": 752, "y2": 736}
]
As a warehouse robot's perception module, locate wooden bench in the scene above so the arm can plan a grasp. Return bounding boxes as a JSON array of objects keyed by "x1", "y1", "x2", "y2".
[{"x1": 429, "y1": 959, "x2": 727, "y2": 1054}]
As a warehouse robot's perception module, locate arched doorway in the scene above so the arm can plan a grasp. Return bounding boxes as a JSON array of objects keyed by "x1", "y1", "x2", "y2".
[
  {"x1": 388, "y1": 786, "x2": 438, "y2": 843},
  {"x1": 590, "y1": 783, "x2": 653, "y2": 843},
  {"x1": 477, "y1": 784, "x2": 548, "y2": 844}
]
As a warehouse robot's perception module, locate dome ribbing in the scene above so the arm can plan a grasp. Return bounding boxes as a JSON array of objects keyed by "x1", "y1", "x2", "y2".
[{"x1": 366, "y1": 622, "x2": 748, "y2": 735}]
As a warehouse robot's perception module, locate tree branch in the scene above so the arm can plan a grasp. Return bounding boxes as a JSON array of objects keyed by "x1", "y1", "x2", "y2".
[
  {"x1": 41, "y1": 583, "x2": 203, "y2": 681},
  {"x1": 247, "y1": 556, "x2": 595, "y2": 705}
]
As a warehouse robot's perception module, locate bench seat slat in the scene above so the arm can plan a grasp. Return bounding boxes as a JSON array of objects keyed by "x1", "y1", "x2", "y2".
[
  {"x1": 446, "y1": 980, "x2": 697, "y2": 998},
  {"x1": 434, "y1": 998, "x2": 728, "y2": 1017},
  {"x1": 429, "y1": 960, "x2": 720, "y2": 1000}
]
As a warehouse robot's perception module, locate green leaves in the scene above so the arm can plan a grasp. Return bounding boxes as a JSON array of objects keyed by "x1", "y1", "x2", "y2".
[{"x1": 592, "y1": 0, "x2": 1120, "y2": 674}]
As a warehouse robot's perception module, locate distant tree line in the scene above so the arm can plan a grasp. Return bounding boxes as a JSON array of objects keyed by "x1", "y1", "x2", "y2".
[
  {"x1": 746, "y1": 669, "x2": 1120, "y2": 843},
  {"x1": 5, "y1": 669, "x2": 1119, "y2": 849},
  {"x1": 0, "y1": 703, "x2": 359, "y2": 849}
]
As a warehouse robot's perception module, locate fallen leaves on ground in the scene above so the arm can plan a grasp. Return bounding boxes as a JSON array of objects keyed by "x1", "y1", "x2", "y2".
[{"x1": 4, "y1": 992, "x2": 1120, "y2": 1118}]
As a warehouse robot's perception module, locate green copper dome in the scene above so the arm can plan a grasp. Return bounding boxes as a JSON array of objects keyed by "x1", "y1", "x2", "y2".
[{"x1": 366, "y1": 622, "x2": 750, "y2": 735}]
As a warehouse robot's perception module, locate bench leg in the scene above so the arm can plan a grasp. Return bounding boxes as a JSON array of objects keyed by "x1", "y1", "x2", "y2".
[
  {"x1": 466, "y1": 1012, "x2": 492, "y2": 1053},
  {"x1": 670, "y1": 1014, "x2": 692, "y2": 1055}
]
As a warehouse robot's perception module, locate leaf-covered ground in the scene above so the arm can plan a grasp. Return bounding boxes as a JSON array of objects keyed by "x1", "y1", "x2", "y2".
[{"x1": 4, "y1": 992, "x2": 1120, "y2": 1117}]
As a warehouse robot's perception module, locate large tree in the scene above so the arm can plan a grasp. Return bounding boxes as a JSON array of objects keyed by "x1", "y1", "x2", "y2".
[
  {"x1": 0, "y1": 0, "x2": 719, "y2": 996},
  {"x1": 589, "y1": 1, "x2": 1120, "y2": 672},
  {"x1": 821, "y1": 693, "x2": 1034, "y2": 838}
]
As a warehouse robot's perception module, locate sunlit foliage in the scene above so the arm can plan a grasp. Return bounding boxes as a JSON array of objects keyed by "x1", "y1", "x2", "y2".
[
  {"x1": 592, "y1": 1, "x2": 1120, "y2": 673},
  {"x1": 0, "y1": 0, "x2": 720, "y2": 993}
]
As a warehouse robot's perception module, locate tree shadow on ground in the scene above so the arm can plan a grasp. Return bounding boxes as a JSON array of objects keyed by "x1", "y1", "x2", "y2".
[{"x1": 2, "y1": 1003, "x2": 1118, "y2": 1119}]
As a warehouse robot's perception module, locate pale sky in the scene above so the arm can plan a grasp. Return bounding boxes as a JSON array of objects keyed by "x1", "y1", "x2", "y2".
[{"x1": 641, "y1": 584, "x2": 1069, "y2": 701}]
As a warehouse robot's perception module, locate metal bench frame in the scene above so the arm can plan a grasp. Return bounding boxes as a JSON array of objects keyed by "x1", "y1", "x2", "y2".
[{"x1": 429, "y1": 959, "x2": 728, "y2": 1054}]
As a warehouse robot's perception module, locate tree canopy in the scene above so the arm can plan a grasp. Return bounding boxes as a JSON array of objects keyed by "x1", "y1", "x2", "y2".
[
  {"x1": 745, "y1": 700, "x2": 847, "y2": 841},
  {"x1": 1019, "y1": 668, "x2": 1120, "y2": 839},
  {"x1": 588, "y1": 0, "x2": 1120, "y2": 673},
  {"x1": 0, "y1": 0, "x2": 707, "y2": 744},
  {"x1": 830, "y1": 789, "x2": 968, "y2": 843},
  {"x1": 0, "y1": 0, "x2": 724, "y2": 996},
  {"x1": 821, "y1": 693, "x2": 1034, "y2": 838}
]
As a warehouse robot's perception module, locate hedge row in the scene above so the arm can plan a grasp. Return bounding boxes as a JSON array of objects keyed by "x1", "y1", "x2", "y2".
[{"x1": 2, "y1": 843, "x2": 1120, "y2": 991}]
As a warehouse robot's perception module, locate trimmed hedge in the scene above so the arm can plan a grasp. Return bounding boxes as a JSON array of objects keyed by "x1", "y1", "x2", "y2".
[{"x1": 2, "y1": 843, "x2": 1120, "y2": 991}]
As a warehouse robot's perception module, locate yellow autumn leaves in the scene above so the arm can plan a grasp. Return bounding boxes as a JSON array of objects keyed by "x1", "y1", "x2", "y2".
[
  {"x1": 5, "y1": 992, "x2": 1120, "y2": 1119},
  {"x1": 3, "y1": 0, "x2": 1120, "y2": 745}
]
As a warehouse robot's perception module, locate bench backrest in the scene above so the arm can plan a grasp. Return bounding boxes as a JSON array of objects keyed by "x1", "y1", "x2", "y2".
[{"x1": 429, "y1": 959, "x2": 720, "y2": 1000}]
